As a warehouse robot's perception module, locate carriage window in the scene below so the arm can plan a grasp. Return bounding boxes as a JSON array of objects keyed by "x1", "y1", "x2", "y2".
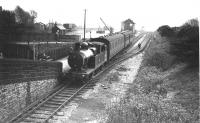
[
  {"x1": 95, "y1": 45, "x2": 99, "y2": 54},
  {"x1": 101, "y1": 45, "x2": 105, "y2": 52},
  {"x1": 112, "y1": 42, "x2": 114, "y2": 49}
]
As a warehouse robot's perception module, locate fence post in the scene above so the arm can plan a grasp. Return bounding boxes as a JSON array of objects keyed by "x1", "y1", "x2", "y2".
[
  {"x1": 33, "y1": 40, "x2": 36, "y2": 60},
  {"x1": 38, "y1": 41, "x2": 40, "y2": 60}
]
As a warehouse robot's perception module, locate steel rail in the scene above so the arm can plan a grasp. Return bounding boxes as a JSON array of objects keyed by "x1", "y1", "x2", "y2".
[
  {"x1": 9, "y1": 84, "x2": 67, "y2": 123},
  {"x1": 44, "y1": 82, "x2": 89, "y2": 122},
  {"x1": 12, "y1": 86, "x2": 67, "y2": 123}
]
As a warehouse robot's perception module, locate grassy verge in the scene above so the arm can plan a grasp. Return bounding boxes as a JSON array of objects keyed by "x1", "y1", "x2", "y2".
[{"x1": 106, "y1": 32, "x2": 199, "y2": 123}]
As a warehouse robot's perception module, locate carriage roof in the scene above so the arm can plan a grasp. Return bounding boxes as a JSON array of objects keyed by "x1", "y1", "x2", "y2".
[{"x1": 90, "y1": 33, "x2": 124, "y2": 45}]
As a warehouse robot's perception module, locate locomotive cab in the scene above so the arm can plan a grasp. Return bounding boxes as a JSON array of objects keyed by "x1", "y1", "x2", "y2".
[{"x1": 87, "y1": 42, "x2": 107, "y2": 68}]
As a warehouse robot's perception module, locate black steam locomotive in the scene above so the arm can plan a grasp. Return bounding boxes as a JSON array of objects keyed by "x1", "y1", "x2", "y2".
[{"x1": 67, "y1": 30, "x2": 134, "y2": 81}]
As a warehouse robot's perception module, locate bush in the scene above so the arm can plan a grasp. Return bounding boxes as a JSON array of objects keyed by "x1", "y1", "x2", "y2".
[
  {"x1": 177, "y1": 24, "x2": 199, "y2": 39},
  {"x1": 156, "y1": 19, "x2": 199, "y2": 66},
  {"x1": 144, "y1": 52, "x2": 175, "y2": 71},
  {"x1": 106, "y1": 93, "x2": 199, "y2": 123},
  {"x1": 142, "y1": 32, "x2": 175, "y2": 71},
  {"x1": 106, "y1": 63, "x2": 199, "y2": 123},
  {"x1": 169, "y1": 19, "x2": 199, "y2": 66},
  {"x1": 157, "y1": 25, "x2": 175, "y2": 37}
]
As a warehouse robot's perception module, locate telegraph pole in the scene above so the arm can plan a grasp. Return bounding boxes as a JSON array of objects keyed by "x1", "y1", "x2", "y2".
[{"x1": 83, "y1": 9, "x2": 86, "y2": 41}]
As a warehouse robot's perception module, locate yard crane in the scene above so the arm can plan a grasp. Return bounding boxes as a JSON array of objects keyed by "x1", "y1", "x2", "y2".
[{"x1": 100, "y1": 17, "x2": 112, "y2": 34}]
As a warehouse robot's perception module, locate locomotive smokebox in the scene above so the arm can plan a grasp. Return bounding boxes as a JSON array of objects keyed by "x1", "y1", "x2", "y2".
[
  {"x1": 68, "y1": 49, "x2": 94, "y2": 70},
  {"x1": 68, "y1": 52, "x2": 84, "y2": 69}
]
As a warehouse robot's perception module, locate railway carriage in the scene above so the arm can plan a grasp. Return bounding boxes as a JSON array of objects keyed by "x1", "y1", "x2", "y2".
[
  {"x1": 121, "y1": 30, "x2": 134, "y2": 47},
  {"x1": 90, "y1": 33, "x2": 124, "y2": 60}
]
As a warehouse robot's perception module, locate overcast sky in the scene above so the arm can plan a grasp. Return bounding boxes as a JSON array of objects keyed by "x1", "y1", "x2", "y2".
[{"x1": 0, "y1": 0, "x2": 199, "y2": 31}]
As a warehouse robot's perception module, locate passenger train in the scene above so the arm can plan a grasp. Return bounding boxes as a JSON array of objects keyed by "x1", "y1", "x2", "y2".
[{"x1": 67, "y1": 30, "x2": 134, "y2": 81}]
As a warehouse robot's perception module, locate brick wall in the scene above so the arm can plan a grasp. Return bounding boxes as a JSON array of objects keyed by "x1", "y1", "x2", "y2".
[{"x1": 0, "y1": 59, "x2": 62, "y2": 122}]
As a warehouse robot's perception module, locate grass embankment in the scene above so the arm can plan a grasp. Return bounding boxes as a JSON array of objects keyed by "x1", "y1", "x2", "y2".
[{"x1": 106, "y1": 29, "x2": 199, "y2": 122}]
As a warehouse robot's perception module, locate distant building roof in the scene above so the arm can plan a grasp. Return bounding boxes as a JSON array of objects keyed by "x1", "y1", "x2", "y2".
[
  {"x1": 63, "y1": 23, "x2": 75, "y2": 25},
  {"x1": 57, "y1": 25, "x2": 66, "y2": 30},
  {"x1": 35, "y1": 22, "x2": 45, "y2": 25},
  {"x1": 122, "y1": 19, "x2": 135, "y2": 24}
]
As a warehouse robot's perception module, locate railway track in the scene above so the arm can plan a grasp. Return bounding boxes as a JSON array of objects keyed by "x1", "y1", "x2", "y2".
[{"x1": 10, "y1": 32, "x2": 152, "y2": 123}]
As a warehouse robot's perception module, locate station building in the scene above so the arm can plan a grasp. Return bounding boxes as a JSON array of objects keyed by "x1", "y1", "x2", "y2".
[{"x1": 121, "y1": 19, "x2": 135, "y2": 32}]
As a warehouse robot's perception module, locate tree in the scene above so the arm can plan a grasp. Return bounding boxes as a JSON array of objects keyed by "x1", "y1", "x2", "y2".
[
  {"x1": 185, "y1": 18, "x2": 199, "y2": 27},
  {"x1": 14, "y1": 6, "x2": 36, "y2": 34},
  {"x1": 169, "y1": 18, "x2": 199, "y2": 66},
  {"x1": 178, "y1": 18, "x2": 199, "y2": 39},
  {"x1": 157, "y1": 25, "x2": 174, "y2": 37},
  {"x1": 30, "y1": 10, "x2": 37, "y2": 23},
  {"x1": 52, "y1": 22, "x2": 58, "y2": 34},
  {"x1": 0, "y1": 10, "x2": 16, "y2": 43},
  {"x1": 14, "y1": 6, "x2": 33, "y2": 25},
  {"x1": 51, "y1": 22, "x2": 59, "y2": 40},
  {"x1": 0, "y1": 10, "x2": 16, "y2": 31}
]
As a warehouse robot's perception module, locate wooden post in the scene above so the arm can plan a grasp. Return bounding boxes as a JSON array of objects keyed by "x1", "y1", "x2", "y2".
[{"x1": 33, "y1": 41, "x2": 36, "y2": 60}]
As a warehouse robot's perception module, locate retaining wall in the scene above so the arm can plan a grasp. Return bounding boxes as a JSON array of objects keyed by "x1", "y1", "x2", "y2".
[{"x1": 0, "y1": 59, "x2": 62, "y2": 122}]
